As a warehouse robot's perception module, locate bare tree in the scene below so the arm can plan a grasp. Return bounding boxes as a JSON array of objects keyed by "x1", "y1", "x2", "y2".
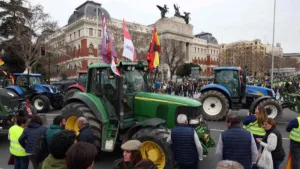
[
  {"x1": 160, "y1": 39, "x2": 185, "y2": 78},
  {"x1": 4, "y1": 4, "x2": 58, "y2": 72}
]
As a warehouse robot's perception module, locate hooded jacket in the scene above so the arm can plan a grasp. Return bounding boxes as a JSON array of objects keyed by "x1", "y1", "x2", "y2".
[
  {"x1": 42, "y1": 154, "x2": 66, "y2": 169},
  {"x1": 19, "y1": 123, "x2": 47, "y2": 154}
]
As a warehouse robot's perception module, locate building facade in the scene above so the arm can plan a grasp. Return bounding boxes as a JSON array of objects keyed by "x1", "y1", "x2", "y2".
[
  {"x1": 265, "y1": 43, "x2": 283, "y2": 57},
  {"x1": 44, "y1": 1, "x2": 220, "y2": 80}
]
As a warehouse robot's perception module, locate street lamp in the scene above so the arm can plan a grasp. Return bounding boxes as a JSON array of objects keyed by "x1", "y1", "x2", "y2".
[{"x1": 271, "y1": 0, "x2": 276, "y2": 88}]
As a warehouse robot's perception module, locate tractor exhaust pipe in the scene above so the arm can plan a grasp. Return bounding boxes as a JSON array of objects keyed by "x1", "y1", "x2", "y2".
[{"x1": 118, "y1": 65, "x2": 124, "y2": 130}]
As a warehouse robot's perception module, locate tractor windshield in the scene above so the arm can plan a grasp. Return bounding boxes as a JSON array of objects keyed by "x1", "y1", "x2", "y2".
[
  {"x1": 15, "y1": 76, "x2": 41, "y2": 86},
  {"x1": 123, "y1": 70, "x2": 147, "y2": 94},
  {"x1": 215, "y1": 70, "x2": 240, "y2": 97},
  {"x1": 78, "y1": 73, "x2": 87, "y2": 86}
]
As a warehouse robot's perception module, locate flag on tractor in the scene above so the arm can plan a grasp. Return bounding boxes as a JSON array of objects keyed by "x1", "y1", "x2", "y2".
[
  {"x1": 122, "y1": 19, "x2": 136, "y2": 62},
  {"x1": 0, "y1": 58, "x2": 4, "y2": 66},
  {"x1": 101, "y1": 13, "x2": 117, "y2": 64},
  {"x1": 146, "y1": 27, "x2": 161, "y2": 71},
  {"x1": 284, "y1": 152, "x2": 292, "y2": 169},
  {"x1": 111, "y1": 58, "x2": 120, "y2": 76}
]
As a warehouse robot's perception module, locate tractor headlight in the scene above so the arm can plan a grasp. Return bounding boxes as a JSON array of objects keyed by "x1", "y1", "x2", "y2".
[{"x1": 189, "y1": 119, "x2": 200, "y2": 125}]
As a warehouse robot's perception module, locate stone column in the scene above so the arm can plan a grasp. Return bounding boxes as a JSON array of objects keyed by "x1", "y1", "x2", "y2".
[{"x1": 186, "y1": 42, "x2": 189, "y2": 61}]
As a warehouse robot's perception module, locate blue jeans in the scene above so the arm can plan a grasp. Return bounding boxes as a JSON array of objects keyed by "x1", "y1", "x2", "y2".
[
  {"x1": 273, "y1": 159, "x2": 283, "y2": 169},
  {"x1": 14, "y1": 156, "x2": 29, "y2": 169}
]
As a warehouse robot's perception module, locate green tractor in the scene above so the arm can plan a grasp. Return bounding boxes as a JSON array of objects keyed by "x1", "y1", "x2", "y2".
[{"x1": 62, "y1": 62, "x2": 215, "y2": 169}]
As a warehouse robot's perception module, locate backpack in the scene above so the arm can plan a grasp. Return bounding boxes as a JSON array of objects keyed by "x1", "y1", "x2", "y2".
[{"x1": 34, "y1": 134, "x2": 49, "y2": 162}]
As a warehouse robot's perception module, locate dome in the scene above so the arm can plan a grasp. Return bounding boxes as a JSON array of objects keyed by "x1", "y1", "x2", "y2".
[
  {"x1": 195, "y1": 32, "x2": 218, "y2": 44},
  {"x1": 68, "y1": 1, "x2": 111, "y2": 24}
]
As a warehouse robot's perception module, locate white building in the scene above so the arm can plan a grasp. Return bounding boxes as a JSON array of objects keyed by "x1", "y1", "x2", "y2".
[
  {"x1": 265, "y1": 43, "x2": 283, "y2": 57},
  {"x1": 44, "y1": 1, "x2": 220, "y2": 80}
]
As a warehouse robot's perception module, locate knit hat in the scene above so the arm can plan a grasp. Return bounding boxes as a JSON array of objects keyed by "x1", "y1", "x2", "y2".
[{"x1": 121, "y1": 140, "x2": 142, "y2": 151}]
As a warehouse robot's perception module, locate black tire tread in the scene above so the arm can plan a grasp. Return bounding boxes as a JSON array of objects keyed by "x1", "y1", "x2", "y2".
[
  {"x1": 31, "y1": 95, "x2": 50, "y2": 113},
  {"x1": 63, "y1": 88, "x2": 82, "y2": 102},
  {"x1": 258, "y1": 98, "x2": 283, "y2": 121},
  {"x1": 132, "y1": 126, "x2": 174, "y2": 169},
  {"x1": 199, "y1": 90, "x2": 229, "y2": 121},
  {"x1": 62, "y1": 102, "x2": 102, "y2": 149}
]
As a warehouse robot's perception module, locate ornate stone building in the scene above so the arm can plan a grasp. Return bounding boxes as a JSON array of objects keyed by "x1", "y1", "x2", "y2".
[{"x1": 44, "y1": 1, "x2": 220, "y2": 80}]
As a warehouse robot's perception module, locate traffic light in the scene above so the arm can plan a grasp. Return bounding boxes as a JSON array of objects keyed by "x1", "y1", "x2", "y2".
[{"x1": 41, "y1": 47, "x2": 45, "y2": 56}]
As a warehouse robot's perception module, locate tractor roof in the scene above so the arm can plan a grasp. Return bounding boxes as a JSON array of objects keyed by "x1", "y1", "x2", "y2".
[
  {"x1": 78, "y1": 70, "x2": 87, "y2": 74},
  {"x1": 88, "y1": 61, "x2": 148, "y2": 69},
  {"x1": 213, "y1": 67, "x2": 239, "y2": 71},
  {"x1": 13, "y1": 73, "x2": 41, "y2": 77}
]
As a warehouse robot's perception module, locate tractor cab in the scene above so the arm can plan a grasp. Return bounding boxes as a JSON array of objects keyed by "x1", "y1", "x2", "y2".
[
  {"x1": 87, "y1": 62, "x2": 149, "y2": 122},
  {"x1": 214, "y1": 67, "x2": 246, "y2": 102},
  {"x1": 13, "y1": 73, "x2": 41, "y2": 93},
  {"x1": 77, "y1": 70, "x2": 87, "y2": 86}
]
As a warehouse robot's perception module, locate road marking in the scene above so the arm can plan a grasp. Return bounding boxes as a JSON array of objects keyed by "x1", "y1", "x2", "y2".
[{"x1": 210, "y1": 128, "x2": 290, "y2": 141}]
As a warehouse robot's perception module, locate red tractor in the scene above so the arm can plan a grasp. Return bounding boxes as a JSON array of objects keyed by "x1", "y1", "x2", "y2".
[{"x1": 63, "y1": 70, "x2": 87, "y2": 102}]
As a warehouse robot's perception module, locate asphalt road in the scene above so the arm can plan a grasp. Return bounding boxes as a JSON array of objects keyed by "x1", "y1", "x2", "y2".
[{"x1": 0, "y1": 106, "x2": 299, "y2": 169}]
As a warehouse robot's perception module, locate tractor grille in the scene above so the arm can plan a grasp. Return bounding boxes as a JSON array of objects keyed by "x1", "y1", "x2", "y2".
[{"x1": 174, "y1": 106, "x2": 201, "y2": 125}]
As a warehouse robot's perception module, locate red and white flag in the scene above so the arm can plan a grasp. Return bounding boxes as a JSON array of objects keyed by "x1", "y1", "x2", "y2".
[
  {"x1": 111, "y1": 58, "x2": 120, "y2": 76},
  {"x1": 122, "y1": 19, "x2": 136, "y2": 62}
]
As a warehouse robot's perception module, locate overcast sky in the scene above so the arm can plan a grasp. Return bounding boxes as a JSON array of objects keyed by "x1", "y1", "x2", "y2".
[{"x1": 30, "y1": 0, "x2": 300, "y2": 53}]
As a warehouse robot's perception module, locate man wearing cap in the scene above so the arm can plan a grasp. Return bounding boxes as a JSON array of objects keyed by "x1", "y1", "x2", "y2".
[
  {"x1": 113, "y1": 140, "x2": 143, "y2": 169},
  {"x1": 167, "y1": 114, "x2": 203, "y2": 169},
  {"x1": 77, "y1": 117, "x2": 94, "y2": 144}
]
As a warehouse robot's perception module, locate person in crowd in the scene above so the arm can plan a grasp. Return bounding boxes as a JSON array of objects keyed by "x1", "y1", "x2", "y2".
[
  {"x1": 77, "y1": 117, "x2": 94, "y2": 144},
  {"x1": 256, "y1": 118, "x2": 285, "y2": 169},
  {"x1": 243, "y1": 106, "x2": 267, "y2": 149},
  {"x1": 19, "y1": 115, "x2": 47, "y2": 169},
  {"x1": 113, "y1": 140, "x2": 143, "y2": 169},
  {"x1": 215, "y1": 115, "x2": 257, "y2": 169},
  {"x1": 134, "y1": 159, "x2": 157, "y2": 169},
  {"x1": 45, "y1": 115, "x2": 65, "y2": 146},
  {"x1": 286, "y1": 116, "x2": 300, "y2": 169},
  {"x1": 42, "y1": 130, "x2": 76, "y2": 169},
  {"x1": 167, "y1": 114, "x2": 203, "y2": 169},
  {"x1": 216, "y1": 160, "x2": 244, "y2": 169},
  {"x1": 66, "y1": 142, "x2": 97, "y2": 169},
  {"x1": 9, "y1": 116, "x2": 28, "y2": 169}
]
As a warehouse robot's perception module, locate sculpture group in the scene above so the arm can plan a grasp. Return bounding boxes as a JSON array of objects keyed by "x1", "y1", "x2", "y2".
[{"x1": 156, "y1": 4, "x2": 190, "y2": 24}]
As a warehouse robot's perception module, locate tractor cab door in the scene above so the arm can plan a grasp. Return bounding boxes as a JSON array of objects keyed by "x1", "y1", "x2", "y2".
[
  {"x1": 15, "y1": 76, "x2": 32, "y2": 94},
  {"x1": 90, "y1": 69, "x2": 118, "y2": 120},
  {"x1": 215, "y1": 70, "x2": 241, "y2": 98}
]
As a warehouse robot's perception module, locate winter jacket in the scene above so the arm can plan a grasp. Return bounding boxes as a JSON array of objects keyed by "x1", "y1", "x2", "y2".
[
  {"x1": 42, "y1": 154, "x2": 66, "y2": 169},
  {"x1": 19, "y1": 123, "x2": 47, "y2": 154},
  {"x1": 77, "y1": 125, "x2": 94, "y2": 144},
  {"x1": 45, "y1": 124, "x2": 63, "y2": 146},
  {"x1": 113, "y1": 159, "x2": 134, "y2": 169}
]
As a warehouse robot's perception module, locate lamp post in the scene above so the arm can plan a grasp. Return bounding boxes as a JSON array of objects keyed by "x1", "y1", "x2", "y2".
[{"x1": 271, "y1": 0, "x2": 276, "y2": 88}]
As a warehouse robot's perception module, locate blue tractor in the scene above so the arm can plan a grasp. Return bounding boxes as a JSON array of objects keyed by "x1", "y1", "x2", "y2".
[
  {"x1": 199, "y1": 67, "x2": 282, "y2": 121},
  {"x1": 6, "y1": 73, "x2": 63, "y2": 113}
]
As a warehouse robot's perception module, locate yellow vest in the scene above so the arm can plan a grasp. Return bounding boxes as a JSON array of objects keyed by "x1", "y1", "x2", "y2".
[
  {"x1": 289, "y1": 117, "x2": 300, "y2": 142},
  {"x1": 9, "y1": 125, "x2": 26, "y2": 156},
  {"x1": 243, "y1": 120, "x2": 266, "y2": 136}
]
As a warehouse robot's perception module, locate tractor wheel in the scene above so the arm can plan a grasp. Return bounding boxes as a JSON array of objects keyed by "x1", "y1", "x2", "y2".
[
  {"x1": 62, "y1": 102, "x2": 101, "y2": 150},
  {"x1": 257, "y1": 99, "x2": 283, "y2": 121},
  {"x1": 31, "y1": 95, "x2": 50, "y2": 113},
  {"x1": 132, "y1": 126, "x2": 174, "y2": 169},
  {"x1": 64, "y1": 88, "x2": 82, "y2": 102},
  {"x1": 199, "y1": 90, "x2": 229, "y2": 121}
]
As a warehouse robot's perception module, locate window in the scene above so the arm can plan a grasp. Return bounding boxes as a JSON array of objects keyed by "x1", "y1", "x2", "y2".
[
  {"x1": 195, "y1": 47, "x2": 196, "y2": 52},
  {"x1": 98, "y1": 30, "x2": 101, "y2": 37},
  {"x1": 204, "y1": 49, "x2": 206, "y2": 53},
  {"x1": 198, "y1": 48, "x2": 199, "y2": 52},
  {"x1": 78, "y1": 30, "x2": 80, "y2": 37},
  {"x1": 214, "y1": 50, "x2": 215, "y2": 54},
  {"x1": 211, "y1": 49, "x2": 212, "y2": 54},
  {"x1": 74, "y1": 32, "x2": 76, "y2": 39},
  {"x1": 89, "y1": 44, "x2": 94, "y2": 55},
  {"x1": 69, "y1": 34, "x2": 72, "y2": 41},
  {"x1": 201, "y1": 48, "x2": 203, "y2": 53},
  {"x1": 89, "y1": 28, "x2": 93, "y2": 36}
]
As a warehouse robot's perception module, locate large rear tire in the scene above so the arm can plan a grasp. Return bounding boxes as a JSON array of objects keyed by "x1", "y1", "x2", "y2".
[
  {"x1": 256, "y1": 99, "x2": 283, "y2": 121},
  {"x1": 199, "y1": 90, "x2": 229, "y2": 121},
  {"x1": 31, "y1": 95, "x2": 50, "y2": 113},
  {"x1": 62, "y1": 102, "x2": 101, "y2": 150},
  {"x1": 64, "y1": 88, "x2": 82, "y2": 102},
  {"x1": 132, "y1": 126, "x2": 174, "y2": 169}
]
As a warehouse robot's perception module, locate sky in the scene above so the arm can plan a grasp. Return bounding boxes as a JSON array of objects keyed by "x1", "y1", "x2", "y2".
[{"x1": 29, "y1": 0, "x2": 300, "y2": 53}]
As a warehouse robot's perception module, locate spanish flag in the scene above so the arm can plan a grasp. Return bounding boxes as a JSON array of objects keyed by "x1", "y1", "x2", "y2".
[
  {"x1": 146, "y1": 27, "x2": 161, "y2": 71},
  {"x1": 284, "y1": 152, "x2": 292, "y2": 169},
  {"x1": 0, "y1": 58, "x2": 4, "y2": 66}
]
